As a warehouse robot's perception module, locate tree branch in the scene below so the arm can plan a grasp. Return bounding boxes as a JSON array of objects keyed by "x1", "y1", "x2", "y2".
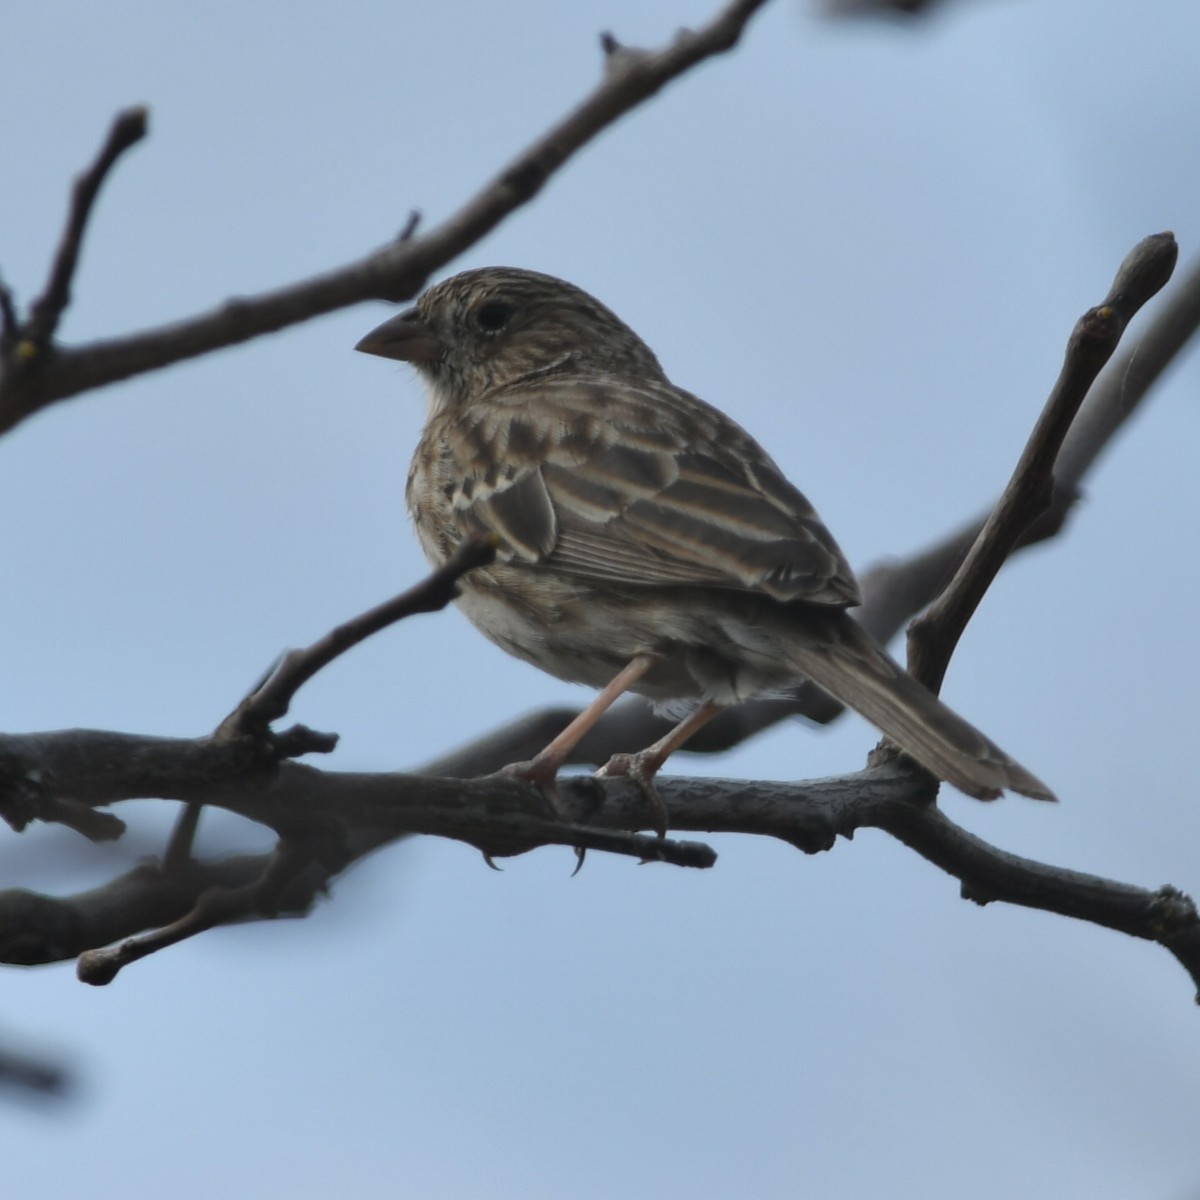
[
  {"x1": 0, "y1": 0, "x2": 769, "y2": 433},
  {"x1": 220, "y1": 536, "x2": 497, "y2": 739},
  {"x1": 75, "y1": 834, "x2": 343, "y2": 986},
  {"x1": 1, "y1": 25, "x2": 1196, "y2": 1006},
  {"x1": 1, "y1": 734, "x2": 1196, "y2": 995},
  {"x1": 871, "y1": 802, "x2": 1200, "y2": 999},
  {"x1": 3, "y1": 231, "x2": 1193, "y2": 988},
  {"x1": 23, "y1": 107, "x2": 149, "y2": 348},
  {"x1": 908, "y1": 232, "x2": 1177, "y2": 693},
  {"x1": 160, "y1": 537, "x2": 497, "y2": 870},
  {"x1": 0, "y1": 1041, "x2": 70, "y2": 1100},
  {"x1": 821, "y1": 0, "x2": 953, "y2": 17}
]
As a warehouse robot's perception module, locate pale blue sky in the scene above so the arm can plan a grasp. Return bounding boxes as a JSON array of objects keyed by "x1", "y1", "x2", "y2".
[{"x1": 2, "y1": 2, "x2": 1199, "y2": 1197}]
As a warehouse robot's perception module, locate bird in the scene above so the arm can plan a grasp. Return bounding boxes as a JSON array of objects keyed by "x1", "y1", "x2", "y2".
[{"x1": 356, "y1": 267, "x2": 1053, "y2": 831}]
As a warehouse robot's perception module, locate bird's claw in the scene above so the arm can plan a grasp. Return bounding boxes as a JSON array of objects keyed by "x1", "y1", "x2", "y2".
[
  {"x1": 498, "y1": 759, "x2": 569, "y2": 821},
  {"x1": 595, "y1": 752, "x2": 669, "y2": 839},
  {"x1": 499, "y1": 759, "x2": 587, "y2": 874}
]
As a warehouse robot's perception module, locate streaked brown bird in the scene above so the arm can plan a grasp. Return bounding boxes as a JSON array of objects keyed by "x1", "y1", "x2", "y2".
[{"x1": 357, "y1": 267, "x2": 1052, "y2": 829}]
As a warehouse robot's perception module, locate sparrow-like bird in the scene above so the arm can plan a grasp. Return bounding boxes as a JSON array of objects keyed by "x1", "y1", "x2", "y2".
[{"x1": 357, "y1": 267, "x2": 1052, "y2": 827}]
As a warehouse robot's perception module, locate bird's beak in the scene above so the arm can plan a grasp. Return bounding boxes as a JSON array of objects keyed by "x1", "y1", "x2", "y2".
[{"x1": 355, "y1": 308, "x2": 443, "y2": 364}]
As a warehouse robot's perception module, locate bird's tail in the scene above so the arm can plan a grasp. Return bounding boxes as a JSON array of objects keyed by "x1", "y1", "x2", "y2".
[{"x1": 783, "y1": 611, "x2": 1054, "y2": 802}]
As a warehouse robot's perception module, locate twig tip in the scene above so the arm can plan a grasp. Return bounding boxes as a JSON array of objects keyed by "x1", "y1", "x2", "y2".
[
  {"x1": 119, "y1": 105, "x2": 150, "y2": 131},
  {"x1": 76, "y1": 947, "x2": 121, "y2": 986},
  {"x1": 398, "y1": 210, "x2": 421, "y2": 242},
  {"x1": 1106, "y1": 232, "x2": 1178, "y2": 314}
]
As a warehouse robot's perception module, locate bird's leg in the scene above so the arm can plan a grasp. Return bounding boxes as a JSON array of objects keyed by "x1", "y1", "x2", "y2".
[
  {"x1": 501, "y1": 653, "x2": 657, "y2": 819},
  {"x1": 596, "y1": 700, "x2": 724, "y2": 837}
]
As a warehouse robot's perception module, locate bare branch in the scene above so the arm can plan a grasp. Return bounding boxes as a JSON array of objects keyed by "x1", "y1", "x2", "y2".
[
  {"x1": 0, "y1": 724, "x2": 719, "y2": 981},
  {"x1": 874, "y1": 804, "x2": 1200, "y2": 1000},
  {"x1": 24, "y1": 107, "x2": 149, "y2": 348},
  {"x1": 1052, "y1": 246, "x2": 1200, "y2": 487},
  {"x1": 0, "y1": 0, "x2": 769, "y2": 434},
  {"x1": 0, "y1": 69, "x2": 1195, "y2": 1008},
  {"x1": 162, "y1": 800, "x2": 204, "y2": 876},
  {"x1": 0, "y1": 276, "x2": 18, "y2": 347},
  {"x1": 221, "y1": 536, "x2": 497, "y2": 738},
  {"x1": 1, "y1": 733, "x2": 1196, "y2": 995},
  {"x1": 0, "y1": 1042, "x2": 70, "y2": 1099},
  {"x1": 0, "y1": 742, "x2": 128, "y2": 839},
  {"x1": 821, "y1": 0, "x2": 951, "y2": 16},
  {"x1": 0, "y1": 853, "x2": 325, "y2": 966},
  {"x1": 76, "y1": 835, "x2": 332, "y2": 986},
  {"x1": 907, "y1": 233, "x2": 1177, "y2": 692},
  {"x1": 153, "y1": 539, "x2": 499, "y2": 869}
]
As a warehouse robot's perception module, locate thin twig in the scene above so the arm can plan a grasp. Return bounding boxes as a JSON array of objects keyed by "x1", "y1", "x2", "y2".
[
  {"x1": 161, "y1": 539, "x2": 496, "y2": 870},
  {"x1": 24, "y1": 108, "x2": 149, "y2": 347},
  {"x1": 872, "y1": 802, "x2": 1200, "y2": 999},
  {"x1": 0, "y1": 276, "x2": 19, "y2": 348},
  {"x1": 76, "y1": 836, "x2": 316, "y2": 986},
  {"x1": 0, "y1": 0, "x2": 769, "y2": 433},
  {"x1": 822, "y1": 0, "x2": 945, "y2": 15},
  {"x1": 0, "y1": 1043, "x2": 70, "y2": 1098},
  {"x1": 909, "y1": 234, "x2": 1177, "y2": 691},
  {"x1": 221, "y1": 536, "x2": 497, "y2": 737},
  {"x1": 162, "y1": 801, "x2": 203, "y2": 874},
  {"x1": 0, "y1": 854, "x2": 327, "y2": 966}
]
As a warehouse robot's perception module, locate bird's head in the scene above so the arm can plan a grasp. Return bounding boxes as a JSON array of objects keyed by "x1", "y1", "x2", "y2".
[{"x1": 355, "y1": 267, "x2": 664, "y2": 414}]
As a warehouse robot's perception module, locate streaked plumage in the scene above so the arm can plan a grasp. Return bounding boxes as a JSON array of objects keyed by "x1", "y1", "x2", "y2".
[{"x1": 357, "y1": 267, "x2": 1052, "y2": 812}]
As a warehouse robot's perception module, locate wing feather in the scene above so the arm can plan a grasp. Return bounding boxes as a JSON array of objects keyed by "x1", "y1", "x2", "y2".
[{"x1": 432, "y1": 377, "x2": 861, "y2": 605}]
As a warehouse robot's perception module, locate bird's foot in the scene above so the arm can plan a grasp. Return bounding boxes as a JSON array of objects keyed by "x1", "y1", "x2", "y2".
[
  {"x1": 595, "y1": 751, "x2": 669, "y2": 839},
  {"x1": 498, "y1": 758, "x2": 569, "y2": 821},
  {"x1": 499, "y1": 759, "x2": 586, "y2": 874}
]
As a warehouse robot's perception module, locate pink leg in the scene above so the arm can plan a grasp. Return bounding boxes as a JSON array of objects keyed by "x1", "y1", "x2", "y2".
[
  {"x1": 504, "y1": 653, "x2": 657, "y2": 809},
  {"x1": 597, "y1": 700, "x2": 724, "y2": 836}
]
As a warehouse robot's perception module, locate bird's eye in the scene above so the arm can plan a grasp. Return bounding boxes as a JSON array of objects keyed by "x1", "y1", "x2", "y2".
[{"x1": 475, "y1": 301, "x2": 513, "y2": 333}]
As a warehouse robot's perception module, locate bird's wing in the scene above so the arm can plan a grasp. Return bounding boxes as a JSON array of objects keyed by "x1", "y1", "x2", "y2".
[{"x1": 440, "y1": 377, "x2": 861, "y2": 606}]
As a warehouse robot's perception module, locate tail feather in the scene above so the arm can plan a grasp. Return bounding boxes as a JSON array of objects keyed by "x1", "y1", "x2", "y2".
[{"x1": 785, "y1": 614, "x2": 1054, "y2": 802}]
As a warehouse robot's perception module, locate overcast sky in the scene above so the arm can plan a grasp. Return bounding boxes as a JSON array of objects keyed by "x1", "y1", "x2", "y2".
[{"x1": 2, "y1": 1, "x2": 1199, "y2": 1197}]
